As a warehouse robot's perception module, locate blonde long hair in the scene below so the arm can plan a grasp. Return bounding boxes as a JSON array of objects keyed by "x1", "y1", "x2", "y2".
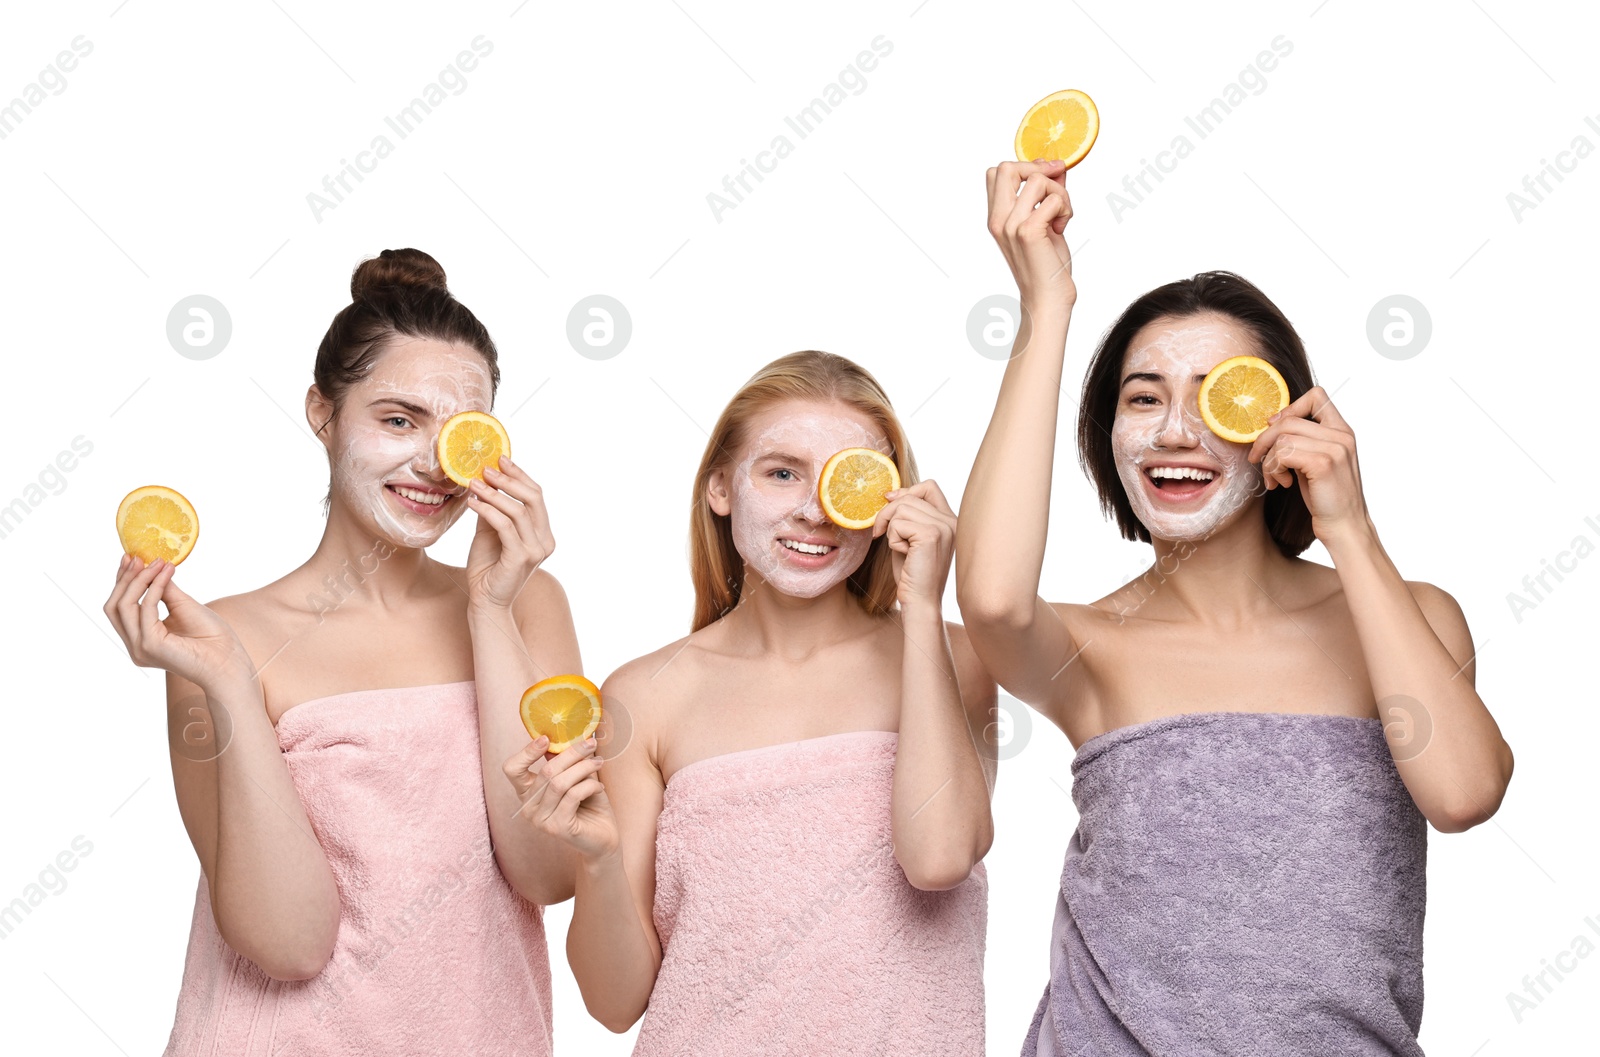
[{"x1": 688, "y1": 350, "x2": 920, "y2": 632}]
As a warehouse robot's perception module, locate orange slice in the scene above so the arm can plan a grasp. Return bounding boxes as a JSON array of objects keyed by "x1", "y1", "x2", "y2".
[
  {"x1": 1198, "y1": 356, "x2": 1291, "y2": 443},
  {"x1": 116, "y1": 485, "x2": 200, "y2": 565},
  {"x1": 818, "y1": 448, "x2": 901, "y2": 530},
  {"x1": 519, "y1": 674, "x2": 603, "y2": 754},
  {"x1": 1014, "y1": 89, "x2": 1099, "y2": 168},
  {"x1": 438, "y1": 410, "x2": 511, "y2": 486}
]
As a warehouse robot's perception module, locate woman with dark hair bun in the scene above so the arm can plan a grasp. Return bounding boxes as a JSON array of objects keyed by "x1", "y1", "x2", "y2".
[
  {"x1": 957, "y1": 162, "x2": 1513, "y2": 1055},
  {"x1": 103, "y1": 248, "x2": 574, "y2": 1055}
]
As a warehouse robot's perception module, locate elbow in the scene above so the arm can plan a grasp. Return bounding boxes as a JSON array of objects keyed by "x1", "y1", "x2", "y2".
[
  {"x1": 898, "y1": 841, "x2": 987, "y2": 892},
  {"x1": 1429, "y1": 763, "x2": 1513, "y2": 834},
  {"x1": 214, "y1": 899, "x2": 338, "y2": 982},
  {"x1": 260, "y1": 949, "x2": 335, "y2": 983},
  {"x1": 588, "y1": 995, "x2": 646, "y2": 1034},
  {"x1": 954, "y1": 589, "x2": 1033, "y2": 633},
  {"x1": 903, "y1": 858, "x2": 978, "y2": 892},
  {"x1": 228, "y1": 930, "x2": 335, "y2": 981},
  {"x1": 600, "y1": 1011, "x2": 644, "y2": 1035}
]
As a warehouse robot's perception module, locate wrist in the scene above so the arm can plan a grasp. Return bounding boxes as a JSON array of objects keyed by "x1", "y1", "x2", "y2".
[
  {"x1": 579, "y1": 845, "x2": 624, "y2": 876},
  {"x1": 467, "y1": 599, "x2": 516, "y2": 626},
  {"x1": 898, "y1": 599, "x2": 946, "y2": 631},
  {"x1": 1322, "y1": 514, "x2": 1381, "y2": 563}
]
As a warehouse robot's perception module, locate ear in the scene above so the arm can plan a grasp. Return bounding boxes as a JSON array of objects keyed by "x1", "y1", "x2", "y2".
[
  {"x1": 305, "y1": 385, "x2": 336, "y2": 452},
  {"x1": 706, "y1": 464, "x2": 732, "y2": 517}
]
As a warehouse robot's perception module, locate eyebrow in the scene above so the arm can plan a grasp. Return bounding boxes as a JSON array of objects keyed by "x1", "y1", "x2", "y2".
[
  {"x1": 369, "y1": 397, "x2": 435, "y2": 419},
  {"x1": 1121, "y1": 371, "x2": 1209, "y2": 386},
  {"x1": 752, "y1": 450, "x2": 808, "y2": 464}
]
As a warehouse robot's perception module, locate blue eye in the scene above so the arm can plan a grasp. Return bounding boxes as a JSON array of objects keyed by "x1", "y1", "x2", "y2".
[
  {"x1": 771, "y1": 468, "x2": 796, "y2": 482},
  {"x1": 385, "y1": 415, "x2": 412, "y2": 428}
]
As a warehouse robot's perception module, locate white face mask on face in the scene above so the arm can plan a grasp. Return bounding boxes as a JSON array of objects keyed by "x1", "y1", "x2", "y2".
[
  {"x1": 326, "y1": 338, "x2": 494, "y2": 549},
  {"x1": 1111, "y1": 317, "x2": 1266, "y2": 542},
  {"x1": 724, "y1": 403, "x2": 889, "y2": 599}
]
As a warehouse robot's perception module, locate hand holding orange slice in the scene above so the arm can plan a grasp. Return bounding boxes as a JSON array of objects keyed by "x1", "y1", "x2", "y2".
[
  {"x1": 438, "y1": 410, "x2": 511, "y2": 486},
  {"x1": 1015, "y1": 89, "x2": 1099, "y2": 168},
  {"x1": 116, "y1": 485, "x2": 199, "y2": 565},
  {"x1": 520, "y1": 674, "x2": 603, "y2": 754},
  {"x1": 1198, "y1": 356, "x2": 1290, "y2": 443},
  {"x1": 818, "y1": 448, "x2": 901, "y2": 530}
]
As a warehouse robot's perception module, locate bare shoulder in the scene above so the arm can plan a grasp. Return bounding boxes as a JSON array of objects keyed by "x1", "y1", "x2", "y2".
[
  {"x1": 509, "y1": 566, "x2": 574, "y2": 622},
  {"x1": 1408, "y1": 575, "x2": 1465, "y2": 636},
  {"x1": 598, "y1": 632, "x2": 705, "y2": 766}
]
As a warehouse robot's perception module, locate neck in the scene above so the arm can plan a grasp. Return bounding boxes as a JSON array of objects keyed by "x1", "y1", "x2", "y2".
[
  {"x1": 1134, "y1": 513, "x2": 1300, "y2": 627},
  {"x1": 726, "y1": 570, "x2": 876, "y2": 662},
  {"x1": 300, "y1": 505, "x2": 434, "y2": 613}
]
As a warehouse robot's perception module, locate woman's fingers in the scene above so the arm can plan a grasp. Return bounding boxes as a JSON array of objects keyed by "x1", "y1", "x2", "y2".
[
  {"x1": 987, "y1": 160, "x2": 1064, "y2": 234},
  {"x1": 540, "y1": 757, "x2": 606, "y2": 824},
  {"x1": 1006, "y1": 172, "x2": 1065, "y2": 235},
  {"x1": 138, "y1": 561, "x2": 178, "y2": 642},
  {"x1": 114, "y1": 558, "x2": 167, "y2": 655},
  {"x1": 502, "y1": 737, "x2": 551, "y2": 781},
  {"x1": 483, "y1": 458, "x2": 556, "y2": 556}
]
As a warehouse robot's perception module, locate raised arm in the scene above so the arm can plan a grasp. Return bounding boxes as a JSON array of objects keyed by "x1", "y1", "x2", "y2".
[
  {"x1": 104, "y1": 556, "x2": 340, "y2": 980},
  {"x1": 1248, "y1": 388, "x2": 1514, "y2": 831},
  {"x1": 954, "y1": 159, "x2": 1086, "y2": 713},
  {"x1": 502, "y1": 663, "x2": 663, "y2": 1032}
]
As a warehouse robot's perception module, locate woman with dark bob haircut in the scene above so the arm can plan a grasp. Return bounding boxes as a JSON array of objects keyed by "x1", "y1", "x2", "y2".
[{"x1": 957, "y1": 160, "x2": 1513, "y2": 1056}]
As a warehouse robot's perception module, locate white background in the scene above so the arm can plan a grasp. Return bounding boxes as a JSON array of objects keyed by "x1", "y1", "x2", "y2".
[{"x1": 1, "y1": 1, "x2": 1594, "y2": 1053}]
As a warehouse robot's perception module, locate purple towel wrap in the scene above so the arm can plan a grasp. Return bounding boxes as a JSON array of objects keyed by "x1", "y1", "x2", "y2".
[{"x1": 1023, "y1": 710, "x2": 1427, "y2": 1056}]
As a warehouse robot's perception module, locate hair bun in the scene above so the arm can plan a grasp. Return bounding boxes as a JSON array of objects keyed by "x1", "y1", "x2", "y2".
[{"x1": 351, "y1": 248, "x2": 449, "y2": 301}]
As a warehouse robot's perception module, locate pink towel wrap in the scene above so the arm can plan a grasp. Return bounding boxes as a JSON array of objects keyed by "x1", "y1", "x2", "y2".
[
  {"x1": 633, "y1": 729, "x2": 988, "y2": 1057},
  {"x1": 162, "y1": 681, "x2": 553, "y2": 1056}
]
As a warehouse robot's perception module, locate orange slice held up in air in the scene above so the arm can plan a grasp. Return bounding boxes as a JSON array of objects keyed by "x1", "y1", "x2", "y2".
[
  {"x1": 1014, "y1": 88, "x2": 1100, "y2": 168},
  {"x1": 438, "y1": 410, "x2": 511, "y2": 487},
  {"x1": 1197, "y1": 356, "x2": 1291, "y2": 443},
  {"x1": 519, "y1": 674, "x2": 603, "y2": 754},
  {"x1": 818, "y1": 447, "x2": 901, "y2": 531},
  {"x1": 116, "y1": 485, "x2": 200, "y2": 565}
]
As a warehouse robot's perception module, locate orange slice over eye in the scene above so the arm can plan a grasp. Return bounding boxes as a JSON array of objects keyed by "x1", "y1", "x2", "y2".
[
  {"x1": 1198, "y1": 356, "x2": 1290, "y2": 443},
  {"x1": 818, "y1": 448, "x2": 900, "y2": 530},
  {"x1": 438, "y1": 410, "x2": 511, "y2": 486}
]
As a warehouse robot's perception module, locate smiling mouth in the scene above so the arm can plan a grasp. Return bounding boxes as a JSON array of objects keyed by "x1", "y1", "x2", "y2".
[
  {"x1": 1143, "y1": 465, "x2": 1218, "y2": 501},
  {"x1": 386, "y1": 483, "x2": 456, "y2": 513},
  {"x1": 779, "y1": 537, "x2": 836, "y2": 556}
]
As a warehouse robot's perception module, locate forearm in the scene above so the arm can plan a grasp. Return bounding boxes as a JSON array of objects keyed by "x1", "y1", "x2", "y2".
[
  {"x1": 891, "y1": 606, "x2": 993, "y2": 889},
  {"x1": 205, "y1": 674, "x2": 341, "y2": 979},
  {"x1": 467, "y1": 603, "x2": 582, "y2": 903},
  {"x1": 1326, "y1": 520, "x2": 1513, "y2": 829},
  {"x1": 954, "y1": 303, "x2": 1072, "y2": 620},
  {"x1": 566, "y1": 849, "x2": 660, "y2": 1032}
]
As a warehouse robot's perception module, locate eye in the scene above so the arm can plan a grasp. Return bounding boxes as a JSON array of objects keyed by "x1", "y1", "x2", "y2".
[
  {"x1": 384, "y1": 415, "x2": 413, "y2": 429},
  {"x1": 1127, "y1": 393, "x2": 1159, "y2": 407},
  {"x1": 769, "y1": 468, "x2": 797, "y2": 482}
]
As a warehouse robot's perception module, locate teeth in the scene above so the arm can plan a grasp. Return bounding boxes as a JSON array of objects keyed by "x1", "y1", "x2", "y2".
[
  {"x1": 1146, "y1": 466, "x2": 1215, "y2": 482},
  {"x1": 392, "y1": 485, "x2": 447, "y2": 506},
  {"x1": 780, "y1": 538, "x2": 834, "y2": 555}
]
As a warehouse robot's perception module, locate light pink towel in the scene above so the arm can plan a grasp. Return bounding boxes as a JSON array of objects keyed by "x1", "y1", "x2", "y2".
[
  {"x1": 162, "y1": 681, "x2": 553, "y2": 1057},
  {"x1": 634, "y1": 729, "x2": 988, "y2": 1057}
]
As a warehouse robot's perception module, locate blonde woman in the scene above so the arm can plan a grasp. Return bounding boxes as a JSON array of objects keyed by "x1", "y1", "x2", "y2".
[
  {"x1": 505, "y1": 351, "x2": 994, "y2": 1055},
  {"x1": 104, "y1": 249, "x2": 575, "y2": 1055}
]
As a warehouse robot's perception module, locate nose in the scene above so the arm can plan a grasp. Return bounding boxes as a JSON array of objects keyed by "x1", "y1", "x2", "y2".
[
  {"x1": 792, "y1": 481, "x2": 826, "y2": 524},
  {"x1": 413, "y1": 432, "x2": 444, "y2": 478},
  {"x1": 1154, "y1": 393, "x2": 1202, "y2": 449}
]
